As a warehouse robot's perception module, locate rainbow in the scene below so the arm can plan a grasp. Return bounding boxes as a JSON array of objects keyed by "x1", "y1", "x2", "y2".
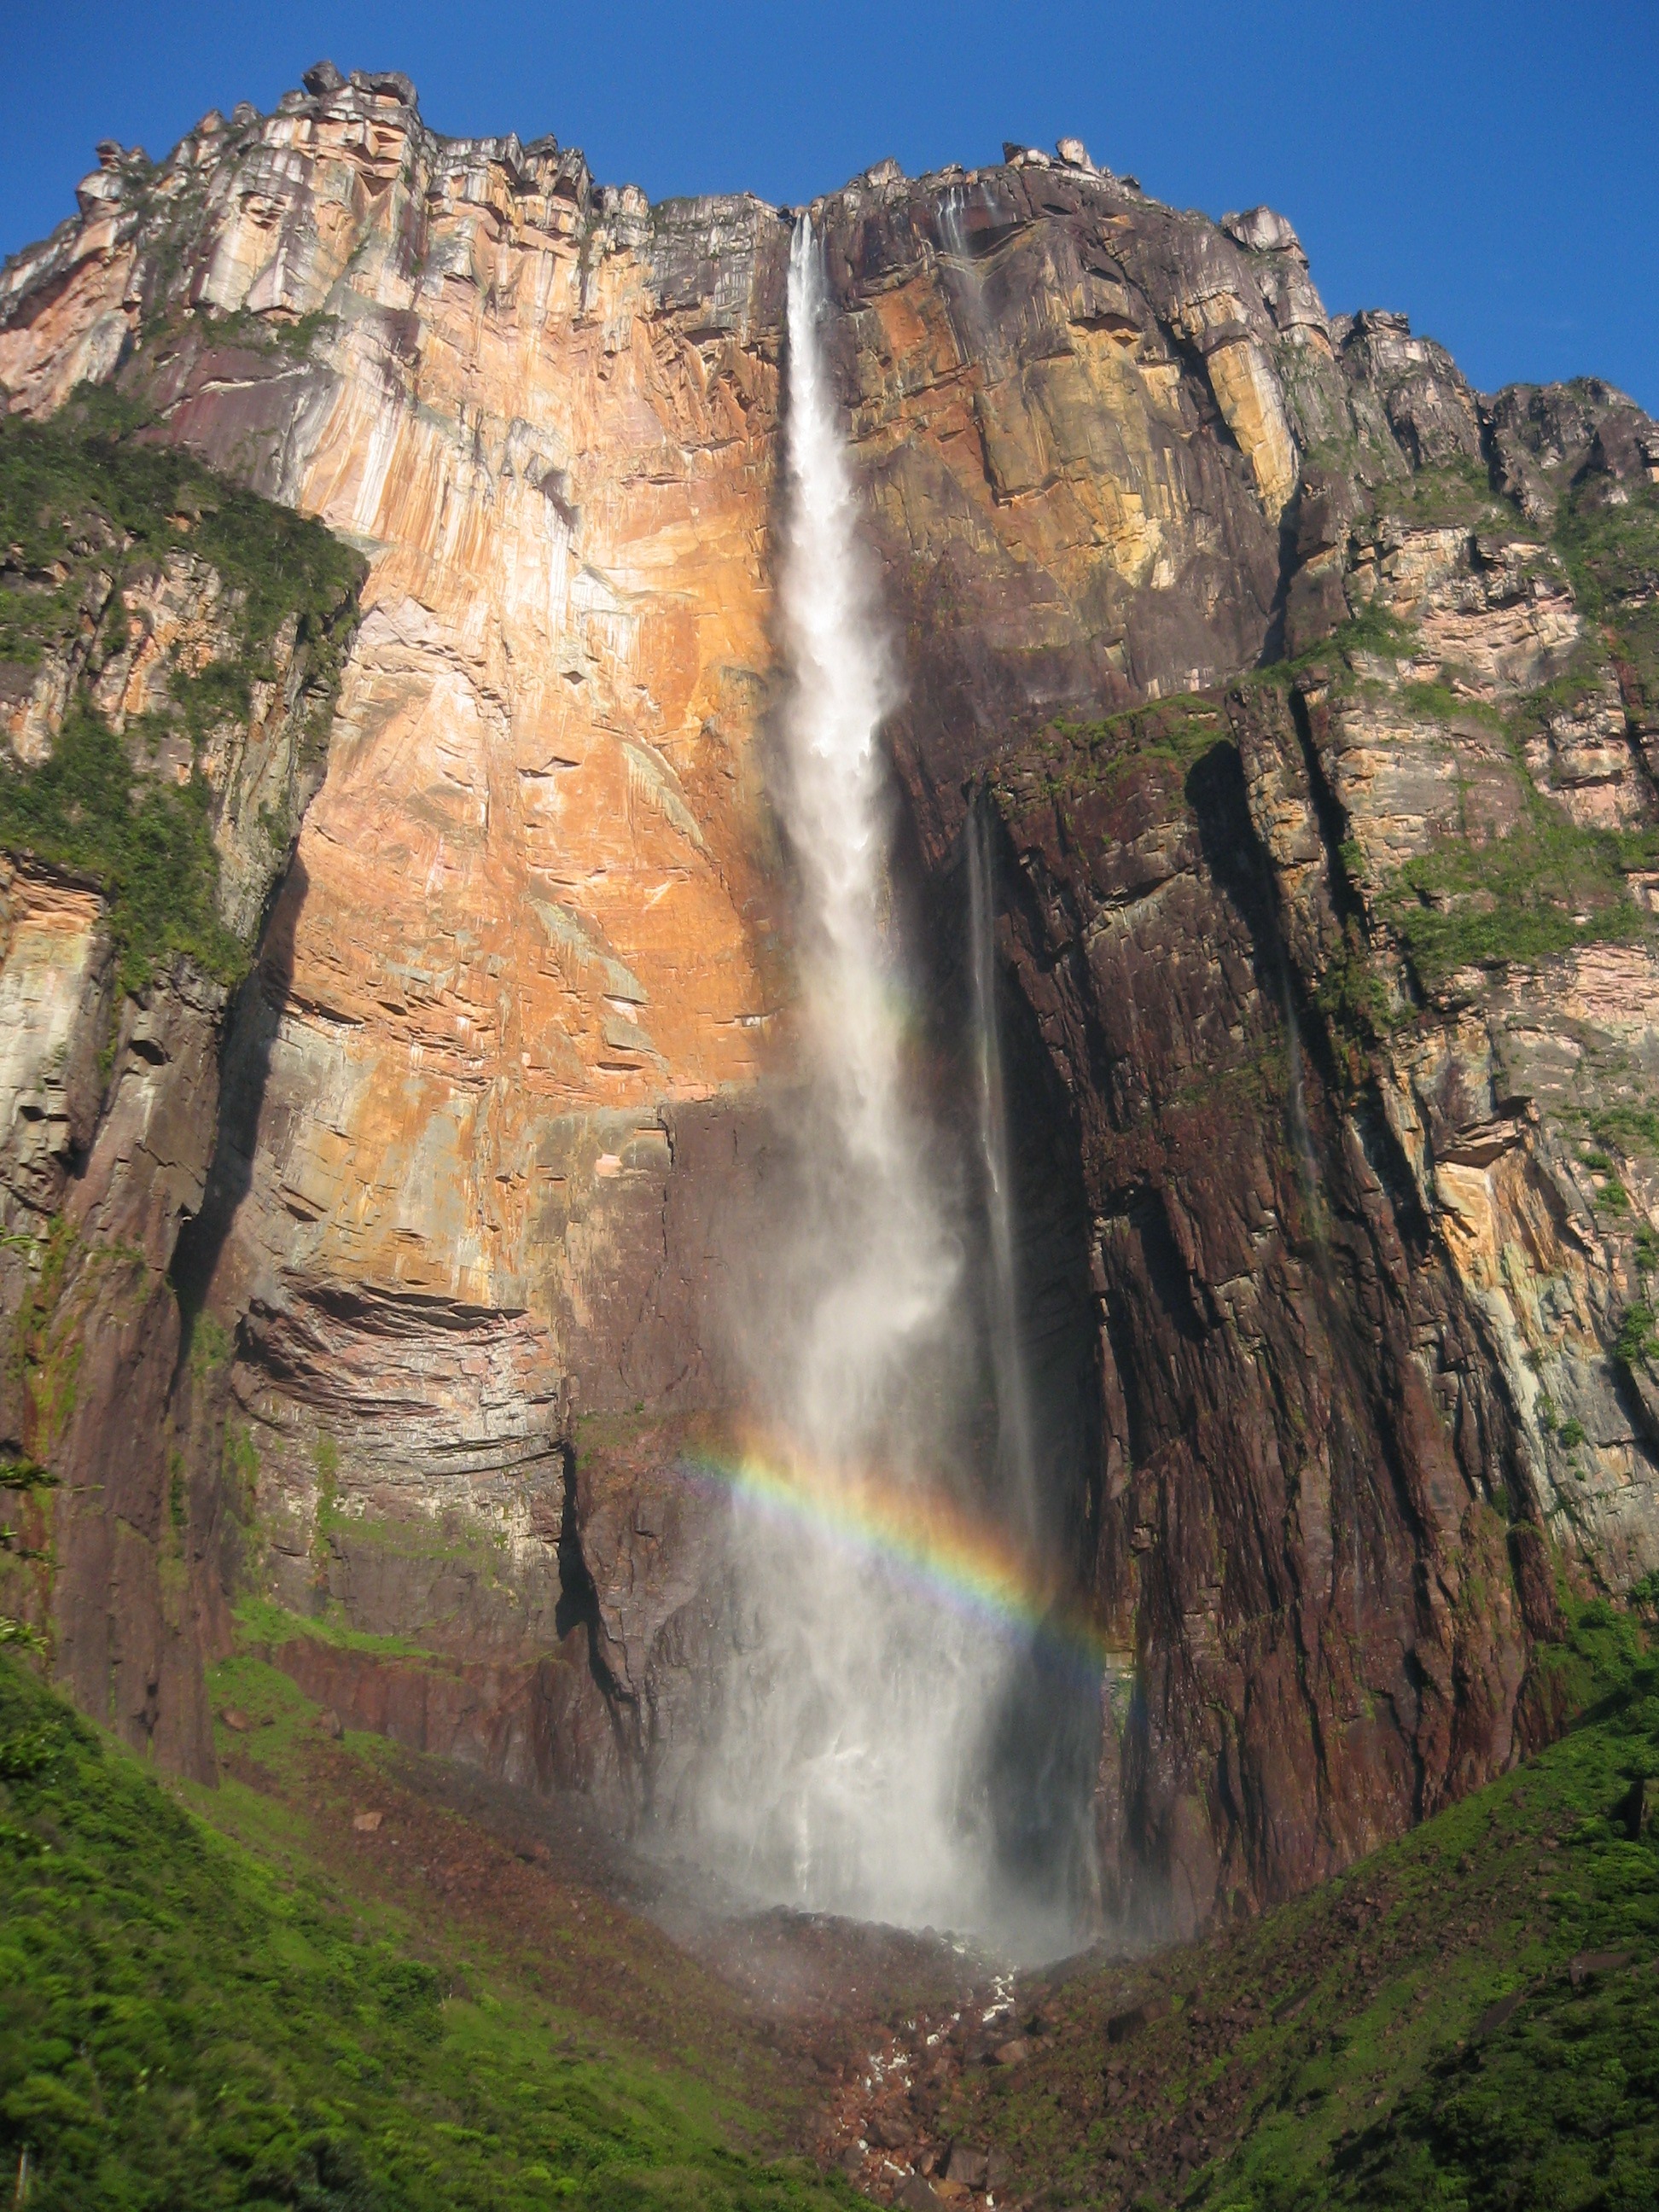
[{"x1": 679, "y1": 1438, "x2": 1109, "y2": 1679}]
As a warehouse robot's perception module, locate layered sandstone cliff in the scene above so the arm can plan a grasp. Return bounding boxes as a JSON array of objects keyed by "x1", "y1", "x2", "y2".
[{"x1": 3, "y1": 67, "x2": 1657, "y2": 1933}]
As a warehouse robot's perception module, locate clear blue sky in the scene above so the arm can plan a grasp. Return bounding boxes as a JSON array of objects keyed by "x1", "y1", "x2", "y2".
[{"x1": 4, "y1": 2, "x2": 1655, "y2": 410}]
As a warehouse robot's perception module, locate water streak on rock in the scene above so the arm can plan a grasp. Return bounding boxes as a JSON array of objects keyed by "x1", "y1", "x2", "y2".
[{"x1": 968, "y1": 802, "x2": 1038, "y2": 1543}]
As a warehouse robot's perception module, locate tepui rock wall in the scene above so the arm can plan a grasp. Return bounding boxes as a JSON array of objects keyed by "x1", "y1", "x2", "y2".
[{"x1": 3, "y1": 67, "x2": 1659, "y2": 1934}]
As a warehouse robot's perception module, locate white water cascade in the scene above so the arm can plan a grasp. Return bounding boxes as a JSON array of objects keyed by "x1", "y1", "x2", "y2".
[
  {"x1": 689, "y1": 217, "x2": 1033, "y2": 1938},
  {"x1": 762, "y1": 215, "x2": 956, "y2": 1460}
]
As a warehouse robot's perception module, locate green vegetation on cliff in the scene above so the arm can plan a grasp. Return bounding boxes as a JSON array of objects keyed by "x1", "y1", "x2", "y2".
[
  {"x1": 1377, "y1": 798, "x2": 1646, "y2": 991},
  {"x1": 0, "y1": 1656, "x2": 846, "y2": 2212},
  {"x1": 1366, "y1": 457, "x2": 1539, "y2": 541},
  {"x1": 0, "y1": 395, "x2": 359, "y2": 678},
  {"x1": 1016, "y1": 696, "x2": 1231, "y2": 816},
  {"x1": 0, "y1": 401, "x2": 362, "y2": 990},
  {"x1": 0, "y1": 704, "x2": 249, "y2": 991},
  {"x1": 1555, "y1": 478, "x2": 1659, "y2": 736},
  {"x1": 7, "y1": 1569, "x2": 1656, "y2": 2212}
]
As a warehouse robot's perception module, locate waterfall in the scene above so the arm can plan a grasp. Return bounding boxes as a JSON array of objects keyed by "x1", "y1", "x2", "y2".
[
  {"x1": 765, "y1": 213, "x2": 958, "y2": 1457},
  {"x1": 688, "y1": 217, "x2": 1022, "y2": 1937},
  {"x1": 934, "y1": 184, "x2": 1010, "y2": 377},
  {"x1": 968, "y1": 802, "x2": 1037, "y2": 1538}
]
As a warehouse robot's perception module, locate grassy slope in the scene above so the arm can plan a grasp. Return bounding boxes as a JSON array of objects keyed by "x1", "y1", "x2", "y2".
[
  {"x1": 942, "y1": 1604, "x2": 1659, "y2": 2210},
  {"x1": 15, "y1": 1602, "x2": 1639, "y2": 2211},
  {"x1": 0, "y1": 1651, "x2": 849, "y2": 2212}
]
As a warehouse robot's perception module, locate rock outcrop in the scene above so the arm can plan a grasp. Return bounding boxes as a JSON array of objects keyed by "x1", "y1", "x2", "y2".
[
  {"x1": 0, "y1": 411, "x2": 360, "y2": 1769},
  {"x1": 972, "y1": 381, "x2": 1659, "y2": 1928},
  {"x1": 3, "y1": 73, "x2": 1657, "y2": 1933},
  {"x1": 0, "y1": 886, "x2": 227, "y2": 1772}
]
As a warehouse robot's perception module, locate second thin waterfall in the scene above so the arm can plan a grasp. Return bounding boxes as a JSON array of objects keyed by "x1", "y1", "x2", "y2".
[{"x1": 969, "y1": 801, "x2": 1039, "y2": 1540}]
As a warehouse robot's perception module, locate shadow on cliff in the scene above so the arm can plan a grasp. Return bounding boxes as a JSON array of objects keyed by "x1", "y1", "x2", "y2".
[
  {"x1": 1185, "y1": 731, "x2": 1430, "y2": 1247},
  {"x1": 928, "y1": 803, "x2": 1109, "y2": 1941},
  {"x1": 171, "y1": 855, "x2": 306, "y2": 1336}
]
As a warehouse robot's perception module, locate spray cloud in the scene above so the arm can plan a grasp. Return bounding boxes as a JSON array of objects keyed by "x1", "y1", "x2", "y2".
[{"x1": 689, "y1": 218, "x2": 1086, "y2": 1948}]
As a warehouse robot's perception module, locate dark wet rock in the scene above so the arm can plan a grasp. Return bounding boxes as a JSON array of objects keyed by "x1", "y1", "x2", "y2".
[{"x1": 2, "y1": 62, "x2": 1657, "y2": 1953}]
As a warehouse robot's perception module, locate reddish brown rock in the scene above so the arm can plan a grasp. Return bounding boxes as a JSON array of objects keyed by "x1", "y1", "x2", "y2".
[{"x1": 3, "y1": 68, "x2": 1657, "y2": 1941}]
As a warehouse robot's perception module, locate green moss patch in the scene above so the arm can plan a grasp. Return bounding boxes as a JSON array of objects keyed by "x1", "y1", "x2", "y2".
[
  {"x1": 1552, "y1": 480, "x2": 1659, "y2": 734},
  {"x1": 0, "y1": 399, "x2": 360, "y2": 672},
  {"x1": 1377, "y1": 795, "x2": 1646, "y2": 992},
  {"x1": 1007, "y1": 696, "x2": 1231, "y2": 816},
  {"x1": 233, "y1": 1595, "x2": 439, "y2": 1663},
  {"x1": 1367, "y1": 456, "x2": 1536, "y2": 539},
  {"x1": 1553, "y1": 480, "x2": 1659, "y2": 629},
  {"x1": 0, "y1": 704, "x2": 247, "y2": 990}
]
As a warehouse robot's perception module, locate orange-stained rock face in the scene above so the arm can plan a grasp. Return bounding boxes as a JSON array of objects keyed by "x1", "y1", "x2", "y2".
[
  {"x1": 3, "y1": 84, "x2": 802, "y2": 1477},
  {"x1": 225, "y1": 180, "x2": 786, "y2": 1327},
  {"x1": 0, "y1": 82, "x2": 1330, "y2": 1481},
  {"x1": 11, "y1": 77, "x2": 1659, "y2": 1935}
]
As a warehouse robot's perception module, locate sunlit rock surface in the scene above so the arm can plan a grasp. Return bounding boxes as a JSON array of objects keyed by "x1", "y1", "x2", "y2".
[{"x1": 5, "y1": 67, "x2": 1659, "y2": 1936}]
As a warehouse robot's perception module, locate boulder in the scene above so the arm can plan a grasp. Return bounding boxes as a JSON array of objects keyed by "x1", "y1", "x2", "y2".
[
  {"x1": 350, "y1": 68, "x2": 418, "y2": 107},
  {"x1": 1222, "y1": 204, "x2": 1303, "y2": 256}
]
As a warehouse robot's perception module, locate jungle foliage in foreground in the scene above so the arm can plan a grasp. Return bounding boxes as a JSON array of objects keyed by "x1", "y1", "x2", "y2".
[
  {"x1": 953, "y1": 1599, "x2": 1659, "y2": 2211},
  {"x1": 0, "y1": 1656, "x2": 846, "y2": 2212},
  {"x1": 3, "y1": 1612, "x2": 1658, "y2": 2210}
]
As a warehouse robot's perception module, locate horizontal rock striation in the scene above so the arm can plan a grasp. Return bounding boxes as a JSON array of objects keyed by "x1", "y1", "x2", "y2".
[{"x1": 4, "y1": 73, "x2": 1658, "y2": 1930}]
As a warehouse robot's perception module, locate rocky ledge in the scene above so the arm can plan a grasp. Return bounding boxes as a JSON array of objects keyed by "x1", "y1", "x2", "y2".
[{"x1": 3, "y1": 68, "x2": 1657, "y2": 1934}]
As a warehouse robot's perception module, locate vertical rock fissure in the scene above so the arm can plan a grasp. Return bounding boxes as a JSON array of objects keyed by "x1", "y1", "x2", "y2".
[
  {"x1": 554, "y1": 1443, "x2": 640, "y2": 1768},
  {"x1": 1284, "y1": 684, "x2": 1368, "y2": 934}
]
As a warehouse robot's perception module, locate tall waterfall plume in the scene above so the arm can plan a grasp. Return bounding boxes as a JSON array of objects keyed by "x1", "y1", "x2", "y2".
[{"x1": 688, "y1": 217, "x2": 1047, "y2": 1939}]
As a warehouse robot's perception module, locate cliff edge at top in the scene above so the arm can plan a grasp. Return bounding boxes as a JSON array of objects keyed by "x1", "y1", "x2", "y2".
[{"x1": 3, "y1": 65, "x2": 1659, "y2": 1940}]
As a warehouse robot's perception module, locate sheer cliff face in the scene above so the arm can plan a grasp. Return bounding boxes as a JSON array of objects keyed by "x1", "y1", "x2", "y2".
[{"x1": 5, "y1": 69, "x2": 1659, "y2": 1931}]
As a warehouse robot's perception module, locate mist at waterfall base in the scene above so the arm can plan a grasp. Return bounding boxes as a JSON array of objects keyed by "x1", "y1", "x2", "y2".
[{"x1": 684, "y1": 218, "x2": 1099, "y2": 1959}]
